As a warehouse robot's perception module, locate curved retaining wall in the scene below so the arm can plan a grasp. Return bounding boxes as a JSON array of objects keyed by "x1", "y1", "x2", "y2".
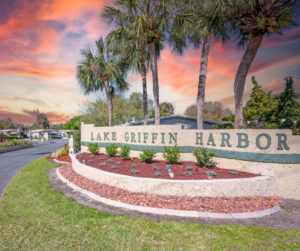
[{"x1": 71, "y1": 154, "x2": 276, "y2": 198}]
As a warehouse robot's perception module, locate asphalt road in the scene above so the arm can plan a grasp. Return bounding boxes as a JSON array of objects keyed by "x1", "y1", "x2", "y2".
[{"x1": 0, "y1": 139, "x2": 68, "y2": 199}]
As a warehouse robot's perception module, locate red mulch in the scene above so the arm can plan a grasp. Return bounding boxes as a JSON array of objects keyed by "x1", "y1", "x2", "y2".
[
  {"x1": 76, "y1": 152, "x2": 258, "y2": 180},
  {"x1": 47, "y1": 151, "x2": 72, "y2": 163},
  {"x1": 59, "y1": 164, "x2": 284, "y2": 213}
]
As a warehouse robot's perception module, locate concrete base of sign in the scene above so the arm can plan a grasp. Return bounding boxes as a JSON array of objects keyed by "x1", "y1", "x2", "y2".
[
  {"x1": 71, "y1": 154, "x2": 276, "y2": 198},
  {"x1": 57, "y1": 167, "x2": 282, "y2": 219}
]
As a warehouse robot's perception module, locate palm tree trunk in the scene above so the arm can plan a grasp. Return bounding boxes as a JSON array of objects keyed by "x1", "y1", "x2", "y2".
[
  {"x1": 234, "y1": 34, "x2": 264, "y2": 128},
  {"x1": 148, "y1": 42, "x2": 160, "y2": 125},
  {"x1": 197, "y1": 33, "x2": 211, "y2": 129},
  {"x1": 104, "y1": 79, "x2": 113, "y2": 126},
  {"x1": 140, "y1": 59, "x2": 148, "y2": 125}
]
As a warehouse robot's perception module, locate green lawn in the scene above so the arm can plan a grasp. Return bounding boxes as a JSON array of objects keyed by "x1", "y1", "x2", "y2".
[{"x1": 0, "y1": 157, "x2": 299, "y2": 250}]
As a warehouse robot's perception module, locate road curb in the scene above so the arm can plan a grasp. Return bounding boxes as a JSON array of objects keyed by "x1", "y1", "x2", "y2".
[
  {"x1": 56, "y1": 167, "x2": 282, "y2": 219},
  {"x1": 53, "y1": 159, "x2": 70, "y2": 164}
]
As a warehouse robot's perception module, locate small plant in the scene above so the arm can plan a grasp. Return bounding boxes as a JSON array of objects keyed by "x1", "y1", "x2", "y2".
[
  {"x1": 162, "y1": 145, "x2": 181, "y2": 164},
  {"x1": 111, "y1": 165, "x2": 117, "y2": 169},
  {"x1": 139, "y1": 149, "x2": 157, "y2": 163},
  {"x1": 119, "y1": 144, "x2": 131, "y2": 160},
  {"x1": 165, "y1": 165, "x2": 172, "y2": 170},
  {"x1": 206, "y1": 170, "x2": 217, "y2": 176},
  {"x1": 155, "y1": 172, "x2": 162, "y2": 177},
  {"x1": 229, "y1": 171, "x2": 239, "y2": 175},
  {"x1": 183, "y1": 171, "x2": 192, "y2": 176},
  {"x1": 100, "y1": 163, "x2": 106, "y2": 166},
  {"x1": 106, "y1": 144, "x2": 118, "y2": 157},
  {"x1": 98, "y1": 157, "x2": 104, "y2": 160},
  {"x1": 90, "y1": 154, "x2": 94, "y2": 158},
  {"x1": 65, "y1": 145, "x2": 70, "y2": 151},
  {"x1": 186, "y1": 166, "x2": 193, "y2": 170},
  {"x1": 108, "y1": 159, "x2": 114, "y2": 163},
  {"x1": 131, "y1": 163, "x2": 136, "y2": 168},
  {"x1": 78, "y1": 154, "x2": 83, "y2": 158},
  {"x1": 60, "y1": 150, "x2": 67, "y2": 156},
  {"x1": 116, "y1": 161, "x2": 121, "y2": 165},
  {"x1": 131, "y1": 169, "x2": 139, "y2": 175},
  {"x1": 88, "y1": 159, "x2": 93, "y2": 163},
  {"x1": 152, "y1": 165, "x2": 159, "y2": 170},
  {"x1": 193, "y1": 147, "x2": 216, "y2": 167},
  {"x1": 88, "y1": 143, "x2": 99, "y2": 154}
]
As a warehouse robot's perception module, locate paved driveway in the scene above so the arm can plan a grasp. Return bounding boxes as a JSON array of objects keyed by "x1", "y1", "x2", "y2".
[{"x1": 0, "y1": 139, "x2": 68, "y2": 199}]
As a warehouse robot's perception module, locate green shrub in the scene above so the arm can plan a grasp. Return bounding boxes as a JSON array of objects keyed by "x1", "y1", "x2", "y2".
[
  {"x1": 162, "y1": 145, "x2": 181, "y2": 164},
  {"x1": 139, "y1": 149, "x2": 157, "y2": 163},
  {"x1": 60, "y1": 150, "x2": 67, "y2": 156},
  {"x1": 105, "y1": 144, "x2": 118, "y2": 157},
  {"x1": 0, "y1": 133, "x2": 7, "y2": 141},
  {"x1": 119, "y1": 144, "x2": 131, "y2": 160},
  {"x1": 193, "y1": 147, "x2": 216, "y2": 167},
  {"x1": 0, "y1": 140, "x2": 30, "y2": 149},
  {"x1": 7, "y1": 136, "x2": 19, "y2": 139},
  {"x1": 88, "y1": 143, "x2": 99, "y2": 154},
  {"x1": 72, "y1": 130, "x2": 81, "y2": 153}
]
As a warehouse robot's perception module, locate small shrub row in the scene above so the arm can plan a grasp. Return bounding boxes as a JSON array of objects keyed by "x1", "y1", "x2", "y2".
[
  {"x1": 87, "y1": 143, "x2": 216, "y2": 167},
  {"x1": 0, "y1": 140, "x2": 30, "y2": 149}
]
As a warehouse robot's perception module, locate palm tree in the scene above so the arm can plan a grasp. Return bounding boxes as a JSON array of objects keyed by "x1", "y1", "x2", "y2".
[
  {"x1": 171, "y1": 0, "x2": 228, "y2": 129},
  {"x1": 102, "y1": 0, "x2": 172, "y2": 125},
  {"x1": 207, "y1": 0, "x2": 300, "y2": 128},
  {"x1": 36, "y1": 114, "x2": 49, "y2": 138},
  {"x1": 77, "y1": 37, "x2": 129, "y2": 126},
  {"x1": 106, "y1": 29, "x2": 151, "y2": 125}
]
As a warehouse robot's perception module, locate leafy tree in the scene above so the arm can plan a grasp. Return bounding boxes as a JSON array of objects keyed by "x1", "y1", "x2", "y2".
[
  {"x1": 0, "y1": 118, "x2": 15, "y2": 130},
  {"x1": 102, "y1": 0, "x2": 175, "y2": 125},
  {"x1": 159, "y1": 102, "x2": 175, "y2": 117},
  {"x1": 274, "y1": 77, "x2": 300, "y2": 128},
  {"x1": 64, "y1": 116, "x2": 82, "y2": 130},
  {"x1": 207, "y1": 0, "x2": 300, "y2": 128},
  {"x1": 244, "y1": 77, "x2": 278, "y2": 123},
  {"x1": 172, "y1": 0, "x2": 228, "y2": 129},
  {"x1": 52, "y1": 123, "x2": 65, "y2": 130},
  {"x1": 129, "y1": 92, "x2": 154, "y2": 122},
  {"x1": 29, "y1": 122, "x2": 41, "y2": 130},
  {"x1": 77, "y1": 37, "x2": 129, "y2": 126},
  {"x1": 184, "y1": 102, "x2": 232, "y2": 122}
]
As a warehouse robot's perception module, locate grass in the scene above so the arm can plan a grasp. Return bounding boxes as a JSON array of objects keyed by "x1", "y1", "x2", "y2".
[{"x1": 0, "y1": 157, "x2": 299, "y2": 250}]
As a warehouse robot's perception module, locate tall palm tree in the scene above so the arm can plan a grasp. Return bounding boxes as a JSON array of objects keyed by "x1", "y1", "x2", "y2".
[
  {"x1": 36, "y1": 114, "x2": 49, "y2": 138},
  {"x1": 172, "y1": 0, "x2": 228, "y2": 129},
  {"x1": 102, "y1": 0, "x2": 172, "y2": 125},
  {"x1": 77, "y1": 37, "x2": 129, "y2": 126},
  {"x1": 106, "y1": 28, "x2": 152, "y2": 125},
  {"x1": 207, "y1": 0, "x2": 300, "y2": 128}
]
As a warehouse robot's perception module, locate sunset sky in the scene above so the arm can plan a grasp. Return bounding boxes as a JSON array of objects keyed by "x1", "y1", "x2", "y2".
[{"x1": 0, "y1": 0, "x2": 299, "y2": 125}]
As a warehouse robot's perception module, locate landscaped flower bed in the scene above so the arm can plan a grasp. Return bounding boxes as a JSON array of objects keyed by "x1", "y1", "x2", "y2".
[
  {"x1": 60, "y1": 164, "x2": 284, "y2": 213},
  {"x1": 47, "y1": 151, "x2": 72, "y2": 163},
  {"x1": 75, "y1": 152, "x2": 258, "y2": 180},
  {"x1": 0, "y1": 139, "x2": 30, "y2": 149}
]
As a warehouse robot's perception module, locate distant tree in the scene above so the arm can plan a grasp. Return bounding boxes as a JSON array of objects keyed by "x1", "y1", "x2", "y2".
[
  {"x1": 52, "y1": 123, "x2": 65, "y2": 130},
  {"x1": 64, "y1": 116, "x2": 82, "y2": 130},
  {"x1": 274, "y1": 77, "x2": 300, "y2": 128},
  {"x1": 159, "y1": 102, "x2": 175, "y2": 117},
  {"x1": 184, "y1": 104, "x2": 198, "y2": 117},
  {"x1": 36, "y1": 114, "x2": 49, "y2": 136},
  {"x1": 0, "y1": 118, "x2": 15, "y2": 130},
  {"x1": 184, "y1": 102, "x2": 232, "y2": 122},
  {"x1": 244, "y1": 77, "x2": 278, "y2": 123},
  {"x1": 29, "y1": 122, "x2": 41, "y2": 130}
]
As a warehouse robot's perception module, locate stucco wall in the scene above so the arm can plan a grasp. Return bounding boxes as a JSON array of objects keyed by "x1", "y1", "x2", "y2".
[
  {"x1": 80, "y1": 123, "x2": 300, "y2": 199},
  {"x1": 71, "y1": 154, "x2": 276, "y2": 198}
]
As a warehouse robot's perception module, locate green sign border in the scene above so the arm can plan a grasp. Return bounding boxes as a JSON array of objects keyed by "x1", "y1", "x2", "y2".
[{"x1": 81, "y1": 141, "x2": 300, "y2": 164}]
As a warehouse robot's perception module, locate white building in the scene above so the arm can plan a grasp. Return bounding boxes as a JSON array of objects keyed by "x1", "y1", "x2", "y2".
[
  {"x1": 0, "y1": 129, "x2": 18, "y2": 136},
  {"x1": 28, "y1": 129, "x2": 77, "y2": 138}
]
